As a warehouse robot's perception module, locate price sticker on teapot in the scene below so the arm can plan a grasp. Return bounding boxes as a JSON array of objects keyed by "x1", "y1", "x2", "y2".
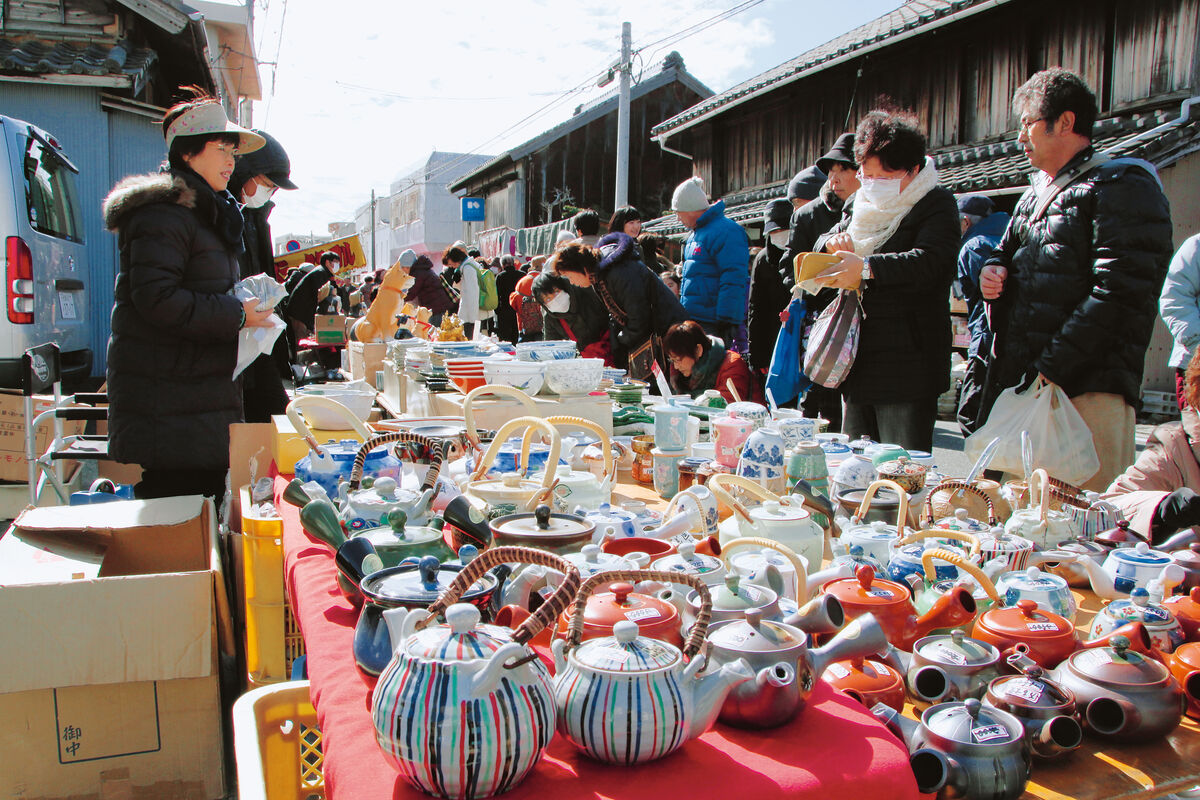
[
  {"x1": 971, "y1": 724, "x2": 1009, "y2": 743},
  {"x1": 826, "y1": 662, "x2": 851, "y2": 680},
  {"x1": 934, "y1": 645, "x2": 968, "y2": 665},
  {"x1": 1005, "y1": 678, "x2": 1044, "y2": 704},
  {"x1": 866, "y1": 589, "x2": 894, "y2": 598},
  {"x1": 670, "y1": 533, "x2": 697, "y2": 547},
  {"x1": 624, "y1": 608, "x2": 661, "y2": 622},
  {"x1": 1078, "y1": 649, "x2": 1112, "y2": 668},
  {"x1": 1025, "y1": 622, "x2": 1059, "y2": 632}
]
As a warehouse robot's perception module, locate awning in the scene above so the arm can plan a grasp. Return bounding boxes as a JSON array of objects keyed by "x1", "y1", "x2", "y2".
[{"x1": 515, "y1": 219, "x2": 575, "y2": 257}]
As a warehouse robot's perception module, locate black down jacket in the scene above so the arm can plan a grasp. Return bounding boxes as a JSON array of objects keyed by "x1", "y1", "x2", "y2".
[
  {"x1": 103, "y1": 169, "x2": 245, "y2": 472},
  {"x1": 747, "y1": 242, "x2": 787, "y2": 371},
  {"x1": 818, "y1": 186, "x2": 961, "y2": 405},
  {"x1": 984, "y1": 148, "x2": 1173, "y2": 411},
  {"x1": 595, "y1": 232, "x2": 689, "y2": 350},
  {"x1": 543, "y1": 283, "x2": 610, "y2": 350}
]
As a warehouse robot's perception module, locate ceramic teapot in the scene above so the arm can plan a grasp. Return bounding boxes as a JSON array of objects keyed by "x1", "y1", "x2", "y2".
[
  {"x1": 928, "y1": 476, "x2": 1012, "y2": 524},
  {"x1": 340, "y1": 469, "x2": 438, "y2": 531},
  {"x1": 705, "y1": 610, "x2": 890, "y2": 728},
  {"x1": 993, "y1": 565, "x2": 1077, "y2": 623},
  {"x1": 708, "y1": 473, "x2": 832, "y2": 569},
  {"x1": 838, "y1": 479, "x2": 912, "y2": 567},
  {"x1": 971, "y1": 598, "x2": 1156, "y2": 669},
  {"x1": 552, "y1": 578, "x2": 685, "y2": 646},
  {"x1": 721, "y1": 535, "x2": 851, "y2": 604},
  {"x1": 552, "y1": 571, "x2": 754, "y2": 764},
  {"x1": 664, "y1": 573, "x2": 845, "y2": 639},
  {"x1": 489, "y1": 504, "x2": 598, "y2": 555},
  {"x1": 463, "y1": 417, "x2": 561, "y2": 519},
  {"x1": 372, "y1": 546, "x2": 579, "y2": 799},
  {"x1": 575, "y1": 503, "x2": 639, "y2": 540},
  {"x1": 1165, "y1": 642, "x2": 1200, "y2": 719},
  {"x1": 822, "y1": 565, "x2": 976, "y2": 651},
  {"x1": 495, "y1": 544, "x2": 634, "y2": 615},
  {"x1": 821, "y1": 655, "x2": 907, "y2": 712},
  {"x1": 1067, "y1": 540, "x2": 1186, "y2": 600},
  {"x1": 1163, "y1": 586, "x2": 1200, "y2": 641},
  {"x1": 886, "y1": 529, "x2": 981, "y2": 586},
  {"x1": 662, "y1": 484, "x2": 721, "y2": 539},
  {"x1": 982, "y1": 652, "x2": 1083, "y2": 760},
  {"x1": 1089, "y1": 587, "x2": 1185, "y2": 653},
  {"x1": 1004, "y1": 469, "x2": 1078, "y2": 549},
  {"x1": 352, "y1": 509, "x2": 454, "y2": 567},
  {"x1": 531, "y1": 416, "x2": 615, "y2": 512},
  {"x1": 652, "y1": 541, "x2": 727, "y2": 586},
  {"x1": 891, "y1": 629, "x2": 1004, "y2": 708},
  {"x1": 921, "y1": 481, "x2": 998, "y2": 534},
  {"x1": 908, "y1": 548, "x2": 1002, "y2": 623},
  {"x1": 873, "y1": 698, "x2": 1032, "y2": 800},
  {"x1": 1049, "y1": 634, "x2": 1188, "y2": 741}
]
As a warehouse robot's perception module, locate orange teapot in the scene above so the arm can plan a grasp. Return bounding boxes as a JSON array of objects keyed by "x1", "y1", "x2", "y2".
[{"x1": 821, "y1": 565, "x2": 975, "y2": 651}]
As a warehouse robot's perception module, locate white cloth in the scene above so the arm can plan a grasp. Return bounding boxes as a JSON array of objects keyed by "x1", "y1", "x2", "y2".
[
  {"x1": 457, "y1": 258, "x2": 480, "y2": 323},
  {"x1": 1159, "y1": 233, "x2": 1200, "y2": 369},
  {"x1": 847, "y1": 156, "x2": 940, "y2": 256}
]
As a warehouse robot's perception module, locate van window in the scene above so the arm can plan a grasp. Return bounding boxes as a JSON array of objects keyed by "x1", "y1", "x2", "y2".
[{"x1": 23, "y1": 133, "x2": 82, "y2": 242}]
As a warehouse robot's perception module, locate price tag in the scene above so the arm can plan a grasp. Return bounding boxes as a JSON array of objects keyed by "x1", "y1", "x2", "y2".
[
  {"x1": 826, "y1": 662, "x2": 851, "y2": 679},
  {"x1": 670, "y1": 533, "x2": 697, "y2": 547},
  {"x1": 866, "y1": 588, "x2": 894, "y2": 598},
  {"x1": 1078, "y1": 649, "x2": 1112, "y2": 668},
  {"x1": 624, "y1": 607, "x2": 661, "y2": 622},
  {"x1": 1026, "y1": 622, "x2": 1058, "y2": 632},
  {"x1": 934, "y1": 645, "x2": 967, "y2": 665},
  {"x1": 1005, "y1": 678, "x2": 1044, "y2": 704},
  {"x1": 971, "y1": 724, "x2": 1008, "y2": 743}
]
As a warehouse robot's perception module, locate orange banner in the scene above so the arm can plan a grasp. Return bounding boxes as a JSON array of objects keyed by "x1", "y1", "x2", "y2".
[{"x1": 272, "y1": 234, "x2": 367, "y2": 282}]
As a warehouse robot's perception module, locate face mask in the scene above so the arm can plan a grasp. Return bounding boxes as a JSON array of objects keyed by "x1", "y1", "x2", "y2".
[
  {"x1": 242, "y1": 180, "x2": 276, "y2": 209},
  {"x1": 856, "y1": 176, "x2": 903, "y2": 205},
  {"x1": 769, "y1": 230, "x2": 790, "y2": 248},
  {"x1": 545, "y1": 292, "x2": 571, "y2": 314}
]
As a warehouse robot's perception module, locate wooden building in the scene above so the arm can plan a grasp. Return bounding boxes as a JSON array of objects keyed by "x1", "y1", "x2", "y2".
[{"x1": 448, "y1": 52, "x2": 711, "y2": 237}]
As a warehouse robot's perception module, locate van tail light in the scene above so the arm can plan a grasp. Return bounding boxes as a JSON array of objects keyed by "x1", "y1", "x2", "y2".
[{"x1": 6, "y1": 236, "x2": 34, "y2": 324}]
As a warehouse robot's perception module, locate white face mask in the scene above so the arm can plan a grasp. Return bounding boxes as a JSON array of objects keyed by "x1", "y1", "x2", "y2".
[
  {"x1": 545, "y1": 291, "x2": 571, "y2": 314},
  {"x1": 856, "y1": 176, "x2": 903, "y2": 205},
  {"x1": 242, "y1": 180, "x2": 276, "y2": 209},
  {"x1": 768, "y1": 230, "x2": 790, "y2": 248}
]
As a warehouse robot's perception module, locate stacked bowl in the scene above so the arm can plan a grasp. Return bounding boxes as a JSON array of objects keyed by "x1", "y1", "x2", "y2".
[
  {"x1": 544, "y1": 357, "x2": 605, "y2": 395},
  {"x1": 516, "y1": 339, "x2": 577, "y2": 362},
  {"x1": 445, "y1": 357, "x2": 485, "y2": 393},
  {"x1": 482, "y1": 356, "x2": 545, "y2": 394}
]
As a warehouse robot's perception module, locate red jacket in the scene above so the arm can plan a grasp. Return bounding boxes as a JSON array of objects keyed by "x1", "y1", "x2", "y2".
[{"x1": 716, "y1": 349, "x2": 763, "y2": 403}]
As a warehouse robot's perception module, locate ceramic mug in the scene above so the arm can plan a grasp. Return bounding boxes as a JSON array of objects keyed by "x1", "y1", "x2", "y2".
[
  {"x1": 664, "y1": 485, "x2": 720, "y2": 538},
  {"x1": 653, "y1": 401, "x2": 691, "y2": 452},
  {"x1": 712, "y1": 412, "x2": 755, "y2": 469},
  {"x1": 651, "y1": 447, "x2": 686, "y2": 499}
]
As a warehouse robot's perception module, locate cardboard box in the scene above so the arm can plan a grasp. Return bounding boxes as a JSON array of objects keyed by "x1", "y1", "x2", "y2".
[
  {"x1": 349, "y1": 340, "x2": 387, "y2": 382},
  {"x1": 271, "y1": 413, "x2": 365, "y2": 473},
  {"x1": 0, "y1": 389, "x2": 87, "y2": 482},
  {"x1": 313, "y1": 314, "x2": 347, "y2": 345},
  {"x1": 0, "y1": 497, "x2": 230, "y2": 799}
]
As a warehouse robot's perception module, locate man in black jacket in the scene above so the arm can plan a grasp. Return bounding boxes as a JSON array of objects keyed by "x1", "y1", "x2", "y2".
[
  {"x1": 979, "y1": 68, "x2": 1173, "y2": 490},
  {"x1": 229, "y1": 130, "x2": 297, "y2": 420}
]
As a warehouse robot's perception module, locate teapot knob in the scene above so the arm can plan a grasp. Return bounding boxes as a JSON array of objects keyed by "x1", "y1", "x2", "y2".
[
  {"x1": 1130, "y1": 587, "x2": 1150, "y2": 607},
  {"x1": 1111, "y1": 634, "x2": 1130, "y2": 656},
  {"x1": 950, "y1": 629, "x2": 966, "y2": 646},
  {"x1": 744, "y1": 607, "x2": 763, "y2": 631},
  {"x1": 1134, "y1": 541, "x2": 1150, "y2": 554},
  {"x1": 388, "y1": 509, "x2": 408, "y2": 535},
  {"x1": 1016, "y1": 599, "x2": 1038, "y2": 618},
  {"x1": 955, "y1": 508, "x2": 969, "y2": 520},
  {"x1": 446, "y1": 603, "x2": 481, "y2": 635},
  {"x1": 374, "y1": 476, "x2": 397, "y2": 497},
  {"x1": 724, "y1": 573, "x2": 742, "y2": 594},
  {"x1": 362, "y1": 475, "x2": 375, "y2": 490},
  {"x1": 678, "y1": 541, "x2": 697, "y2": 561},
  {"x1": 534, "y1": 504, "x2": 553, "y2": 529},
  {"x1": 611, "y1": 582, "x2": 635, "y2": 604},
  {"x1": 849, "y1": 543, "x2": 865, "y2": 558},
  {"x1": 613, "y1": 619, "x2": 640, "y2": 644},
  {"x1": 855, "y1": 564, "x2": 876, "y2": 590},
  {"x1": 964, "y1": 697, "x2": 982, "y2": 720},
  {"x1": 1025, "y1": 566, "x2": 1039, "y2": 579},
  {"x1": 581, "y1": 544, "x2": 601, "y2": 562},
  {"x1": 457, "y1": 544, "x2": 478, "y2": 564},
  {"x1": 418, "y1": 555, "x2": 441, "y2": 590}
]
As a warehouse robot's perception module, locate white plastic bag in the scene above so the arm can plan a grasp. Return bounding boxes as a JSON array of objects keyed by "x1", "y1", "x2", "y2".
[
  {"x1": 964, "y1": 378, "x2": 1100, "y2": 486},
  {"x1": 231, "y1": 276, "x2": 287, "y2": 379}
]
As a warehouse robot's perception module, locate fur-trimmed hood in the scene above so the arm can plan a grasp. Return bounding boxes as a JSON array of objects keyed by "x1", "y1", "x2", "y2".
[
  {"x1": 596, "y1": 231, "x2": 640, "y2": 273},
  {"x1": 102, "y1": 171, "x2": 197, "y2": 231}
]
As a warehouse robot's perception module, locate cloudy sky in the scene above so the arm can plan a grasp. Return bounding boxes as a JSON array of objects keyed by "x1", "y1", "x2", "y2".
[{"x1": 229, "y1": 0, "x2": 900, "y2": 239}]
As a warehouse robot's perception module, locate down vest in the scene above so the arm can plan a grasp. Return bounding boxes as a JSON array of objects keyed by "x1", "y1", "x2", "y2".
[
  {"x1": 103, "y1": 170, "x2": 245, "y2": 472},
  {"x1": 984, "y1": 148, "x2": 1173, "y2": 411}
]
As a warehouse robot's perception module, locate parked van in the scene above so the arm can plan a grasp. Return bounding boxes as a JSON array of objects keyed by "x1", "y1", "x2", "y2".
[{"x1": 0, "y1": 115, "x2": 91, "y2": 387}]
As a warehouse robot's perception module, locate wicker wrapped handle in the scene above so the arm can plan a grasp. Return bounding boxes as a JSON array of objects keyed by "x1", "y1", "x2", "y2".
[
  {"x1": 854, "y1": 479, "x2": 911, "y2": 532},
  {"x1": 707, "y1": 472, "x2": 782, "y2": 524},
  {"x1": 719, "y1": 537, "x2": 810, "y2": 603},
  {"x1": 348, "y1": 431, "x2": 447, "y2": 490},
  {"x1": 923, "y1": 480, "x2": 997, "y2": 525},
  {"x1": 284, "y1": 395, "x2": 371, "y2": 454},
  {"x1": 471, "y1": 416, "x2": 561, "y2": 484},
  {"x1": 544, "y1": 416, "x2": 614, "y2": 485},
  {"x1": 419, "y1": 545, "x2": 581, "y2": 645},
  {"x1": 463, "y1": 384, "x2": 538, "y2": 452},
  {"x1": 895, "y1": 527, "x2": 982, "y2": 559},
  {"x1": 565, "y1": 570, "x2": 711, "y2": 660},
  {"x1": 921, "y1": 547, "x2": 1000, "y2": 603}
]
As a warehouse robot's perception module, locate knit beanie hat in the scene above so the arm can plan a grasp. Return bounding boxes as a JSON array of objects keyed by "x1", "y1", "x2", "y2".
[
  {"x1": 786, "y1": 166, "x2": 826, "y2": 203},
  {"x1": 671, "y1": 176, "x2": 709, "y2": 213},
  {"x1": 397, "y1": 248, "x2": 417, "y2": 267}
]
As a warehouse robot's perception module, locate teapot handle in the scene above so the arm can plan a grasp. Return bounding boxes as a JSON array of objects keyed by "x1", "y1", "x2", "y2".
[
  {"x1": 463, "y1": 385, "x2": 538, "y2": 453},
  {"x1": 854, "y1": 479, "x2": 911, "y2": 533},
  {"x1": 719, "y1": 537, "x2": 809, "y2": 602},
  {"x1": 348, "y1": 431, "x2": 447, "y2": 491},
  {"x1": 895, "y1": 528, "x2": 982, "y2": 560},
  {"x1": 707, "y1": 473, "x2": 781, "y2": 524},
  {"x1": 920, "y1": 547, "x2": 1000, "y2": 603},
  {"x1": 922, "y1": 479, "x2": 997, "y2": 526},
  {"x1": 565, "y1": 570, "x2": 711, "y2": 660},
  {"x1": 470, "y1": 416, "x2": 562, "y2": 484},
  {"x1": 544, "y1": 416, "x2": 614, "y2": 485},
  {"x1": 285, "y1": 395, "x2": 371, "y2": 454},
  {"x1": 418, "y1": 545, "x2": 581, "y2": 646},
  {"x1": 1028, "y1": 468, "x2": 1050, "y2": 523}
]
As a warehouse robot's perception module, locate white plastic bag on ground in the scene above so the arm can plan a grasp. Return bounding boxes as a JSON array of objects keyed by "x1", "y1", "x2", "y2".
[
  {"x1": 964, "y1": 378, "x2": 1100, "y2": 486},
  {"x1": 231, "y1": 275, "x2": 287, "y2": 379}
]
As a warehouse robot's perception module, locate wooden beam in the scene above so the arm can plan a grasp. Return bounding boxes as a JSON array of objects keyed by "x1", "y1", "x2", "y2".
[{"x1": 0, "y1": 72, "x2": 131, "y2": 88}]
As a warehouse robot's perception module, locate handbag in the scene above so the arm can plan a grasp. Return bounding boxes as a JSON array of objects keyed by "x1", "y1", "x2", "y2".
[{"x1": 802, "y1": 289, "x2": 862, "y2": 388}]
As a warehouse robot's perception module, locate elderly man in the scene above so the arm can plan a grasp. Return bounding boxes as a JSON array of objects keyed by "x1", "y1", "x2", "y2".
[
  {"x1": 979, "y1": 68, "x2": 1173, "y2": 490},
  {"x1": 672, "y1": 175, "x2": 750, "y2": 352}
]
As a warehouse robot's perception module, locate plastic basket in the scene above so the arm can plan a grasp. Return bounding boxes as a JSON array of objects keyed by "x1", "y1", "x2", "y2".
[
  {"x1": 242, "y1": 486, "x2": 307, "y2": 688},
  {"x1": 234, "y1": 681, "x2": 325, "y2": 800}
]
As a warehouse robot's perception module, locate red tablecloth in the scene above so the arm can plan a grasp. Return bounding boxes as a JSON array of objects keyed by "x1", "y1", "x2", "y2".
[{"x1": 277, "y1": 475, "x2": 925, "y2": 799}]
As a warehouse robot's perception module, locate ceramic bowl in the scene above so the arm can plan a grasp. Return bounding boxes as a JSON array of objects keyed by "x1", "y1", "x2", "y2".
[
  {"x1": 544, "y1": 357, "x2": 604, "y2": 395},
  {"x1": 450, "y1": 375, "x2": 486, "y2": 394},
  {"x1": 295, "y1": 384, "x2": 376, "y2": 427},
  {"x1": 516, "y1": 340, "x2": 577, "y2": 362},
  {"x1": 482, "y1": 360, "x2": 544, "y2": 395}
]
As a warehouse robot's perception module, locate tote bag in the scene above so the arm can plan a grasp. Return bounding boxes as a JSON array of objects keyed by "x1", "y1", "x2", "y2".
[{"x1": 802, "y1": 289, "x2": 862, "y2": 388}]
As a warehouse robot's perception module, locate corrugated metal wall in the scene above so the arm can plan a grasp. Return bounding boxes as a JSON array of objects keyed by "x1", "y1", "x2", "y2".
[{"x1": 0, "y1": 84, "x2": 165, "y2": 375}]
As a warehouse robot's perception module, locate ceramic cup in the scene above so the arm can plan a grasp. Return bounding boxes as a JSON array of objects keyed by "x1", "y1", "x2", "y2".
[
  {"x1": 712, "y1": 412, "x2": 755, "y2": 469},
  {"x1": 727, "y1": 401, "x2": 769, "y2": 430},
  {"x1": 653, "y1": 401, "x2": 691, "y2": 452},
  {"x1": 738, "y1": 426, "x2": 788, "y2": 495},
  {"x1": 690, "y1": 441, "x2": 717, "y2": 460},
  {"x1": 651, "y1": 447, "x2": 686, "y2": 499},
  {"x1": 770, "y1": 409, "x2": 819, "y2": 449}
]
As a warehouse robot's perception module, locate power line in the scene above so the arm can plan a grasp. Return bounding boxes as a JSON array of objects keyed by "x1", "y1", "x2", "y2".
[
  {"x1": 638, "y1": 0, "x2": 768, "y2": 66},
  {"x1": 264, "y1": 0, "x2": 288, "y2": 124}
]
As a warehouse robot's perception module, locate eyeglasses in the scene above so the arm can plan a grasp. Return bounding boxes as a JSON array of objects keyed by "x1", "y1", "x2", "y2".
[
  {"x1": 1018, "y1": 117, "x2": 1044, "y2": 133},
  {"x1": 667, "y1": 354, "x2": 687, "y2": 365}
]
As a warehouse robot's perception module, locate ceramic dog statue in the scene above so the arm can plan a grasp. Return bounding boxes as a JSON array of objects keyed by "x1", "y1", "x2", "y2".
[{"x1": 350, "y1": 251, "x2": 416, "y2": 343}]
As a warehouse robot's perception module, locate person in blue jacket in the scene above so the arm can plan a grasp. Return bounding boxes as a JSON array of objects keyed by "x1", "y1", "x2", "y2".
[{"x1": 671, "y1": 176, "x2": 750, "y2": 352}]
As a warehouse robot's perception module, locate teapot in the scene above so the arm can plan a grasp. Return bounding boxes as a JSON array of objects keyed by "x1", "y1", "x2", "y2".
[
  {"x1": 531, "y1": 416, "x2": 615, "y2": 512},
  {"x1": 352, "y1": 509, "x2": 454, "y2": 567},
  {"x1": 993, "y1": 565, "x2": 1077, "y2": 623},
  {"x1": 971, "y1": 598, "x2": 1157, "y2": 669},
  {"x1": 1163, "y1": 586, "x2": 1200, "y2": 641},
  {"x1": 490, "y1": 504, "x2": 598, "y2": 555},
  {"x1": 552, "y1": 571, "x2": 754, "y2": 764},
  {"x1": 1089, "y1": 586, "x2": 1185, "y2": 653},
  {"x1": 821, "y1": 655, "x2": 907, "y2": 712},
  {"x1": 889, "y1": 628, "x2": 1003, "y2": 708},
  {"x1": 663, "y1": 573, "x2": 845, "y2": 638},
  {"x1": 705, "y1": 610, "x2": 890, "y2": 728},
  {"x1": 663, "y1": 484, "x2": 721, "y2": 539},
  {"x1": 921, "y1": 481, "x2": 997, "y2": 534},
  {"x1": 908, "y1": 548, "x2": 1002, "y2": 623},
  {"x1": 575, "y1": 503, "x2": 638, "y2": 540},
  {"x1": 982, "y1": 652, "x2": 1083, "y2": 760},
  {"x1": 1164, "y1": 642, "x2": 1200, "y2": 719},
  {"x1": 928, "y1": 476, "x2": 1012, "y2": 524},
  {"x1": 822, "y1": 565, "x2": 976, "y2": 651},
  {"x1": 652, "y1": 541, "x2": 727, "y2": 586},
  {"x1": 872, "y1": 698, "x2": 1031, "y2": 800},
  {"x1": 976, "y1": 526, "x2": 1036, "y2": 572},
  {"x1": 1004, "y1": 469, "x2": 1078, "y2": 549},
  {"x1": 708, "y1": 473, "x2": 832, "y2": 569},
  {"x1": 1049, "y1": 634, "x2": 1188, "y2": 741},
  {"x1": 286, "y1": 395, "x2": 380, "y2": 496},
  {"x1": 495, "y1": 544, "x2": 634, "y2": 614},
  {"x1": 463, "y1": 416, "x2": 561, "y2": 519},
  {"x1": 721, "y1": 536, "x2": 851, "y2": 604},
  {"x1": 837, "y1": 479, "x2": 912, "y2": 567},
  {"x1": 553, "y1": 578, "x2": 684, "y2": 647},
  {"x1": 372, "y1": 546, "x2": 579, "y2": 799},
  {"x1": 886, "y1": 529, "x2": 980, "y2": 586},
  {"x1": 1064, "y1": 540, "x2": 1186, "y2": 600},
  {"x1": 339, "y1": 476, "x2": 436, "y2": 531}
]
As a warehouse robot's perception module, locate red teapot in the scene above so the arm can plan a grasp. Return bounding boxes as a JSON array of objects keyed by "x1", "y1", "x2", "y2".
[{"x1": 822, "y1": 565, "x2": 975, "y2": 651}]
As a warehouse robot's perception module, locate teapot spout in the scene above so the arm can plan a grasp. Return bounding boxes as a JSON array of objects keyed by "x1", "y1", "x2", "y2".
[
  {"x1": 805, "y1": 562, "x2": 852, "y2": 599},
  {"x1": 471, "y1": 641, "x2": 531, "y2": 698},
  {"x1": 1085, "y1": 695, "x2": 1140, "y2": 738},
  {"x1": 783, "y1": 593, "x2": 845, "y2": 637},
  {"x1": 686, "y1": 654, "x2": 754, "y2": 740},
  {"x1": 808, "y1": 613, "x2": 891, "y2": 678},
  {"x1": 1075, "y1": 554, "x2": 1119, "y2": 600},
  {"x1": 756, "y1": 662, "x2": 796, "y2": 690},
  {"x1": 914, "y1": 585, "x2": 977, "y2": 641},
  {"x1": 880, "y1": 644, "x2": 912, "y2": 675},
  {"x1": 381, "y1": 606, "x2": 424, "y2": 657},
  {"x1": 1081, "y1": 621, "x2": 1155, "y2": 655},
  {"x1": 871, "y1": 702, "x2": 921, "y2": 749},
  {"x1": 1033, "y1": 715, "x2": 1083, "y2": 758}
]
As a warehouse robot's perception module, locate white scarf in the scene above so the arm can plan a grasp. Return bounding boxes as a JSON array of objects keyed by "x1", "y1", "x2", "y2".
[{"x1": 847, "y1": 156, "x2": 941, "y2": 256}]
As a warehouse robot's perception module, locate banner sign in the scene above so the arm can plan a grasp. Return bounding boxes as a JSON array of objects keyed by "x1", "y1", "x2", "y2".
[{"x1": 272, "y1": 234, "x2": 366, "y2": 281}]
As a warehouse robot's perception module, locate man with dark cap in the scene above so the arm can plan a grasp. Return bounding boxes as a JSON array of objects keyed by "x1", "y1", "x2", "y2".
[
  {"x1": 228, "y1": 130, "x2": 298, "y2": 422},
  {"x1": 954, "y1": 193, "x2": 1010, "y2": 433},
  {"x1": 786, "y1": 165, "x2": 826, "y2": 211},
  {"x1": 747, "y1": 199, "x2": 795, "y2": 374}
]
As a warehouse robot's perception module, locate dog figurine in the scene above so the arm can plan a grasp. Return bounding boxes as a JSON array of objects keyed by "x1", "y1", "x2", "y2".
[{"x1": 350, "y1": 252, "x2": 416, "y2": 343}]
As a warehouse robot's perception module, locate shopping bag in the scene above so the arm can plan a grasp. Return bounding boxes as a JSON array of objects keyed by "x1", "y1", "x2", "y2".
[
  {"x1": 802, "y1": 289, "x2": 862, "y2": 388},
  {"x1": 964, "y1": 378, "x2": 1100, "y2": 486},
  {"x1": 766, "y1": 295, "x2": 810, "y2": 405}
]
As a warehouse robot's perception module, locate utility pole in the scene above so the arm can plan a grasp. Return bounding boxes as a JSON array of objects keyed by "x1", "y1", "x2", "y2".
[
  {"x1": 614, "y1": 22, "x2": 632, "y2": 209},
  {"x1": 370, "y1": 189, "x2": 376, "y2": 271}
]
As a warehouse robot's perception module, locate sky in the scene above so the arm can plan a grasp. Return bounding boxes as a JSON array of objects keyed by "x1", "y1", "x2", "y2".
[{"x1": 225, "y1": 0, "x2": 901, "y2": 239}]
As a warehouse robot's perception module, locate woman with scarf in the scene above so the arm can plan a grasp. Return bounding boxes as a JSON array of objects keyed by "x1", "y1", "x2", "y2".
[
  {"x1": 102, "y1": 91, "x2": 273, "y2": 500},
  {"x1": 665, "y1": 320, "x2": 761, "y2": 403},
  {"x1": 812, "y1": 109, "x2": 960, "y2": 451}
]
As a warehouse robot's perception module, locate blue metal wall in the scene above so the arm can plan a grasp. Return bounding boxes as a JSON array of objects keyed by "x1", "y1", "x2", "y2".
[{"x1": 0, "y1": 84, "x2": 165, "y2": 376}]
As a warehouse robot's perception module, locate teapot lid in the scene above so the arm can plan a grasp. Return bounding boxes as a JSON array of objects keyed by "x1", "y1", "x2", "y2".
[
  {"x1": 1108, "y1": 541, "x2": 1172, "y2": 566},
  {"x1": 356, "y1": 516, "x2": 443, "y2": 548},
  {"x1": 652, "y1": 542, "x2": 723, "y2": 577},
  {"x1": 403, "y1": 603, "x2": 514, "y2": 661},
  {"x1": 361, "y1": 556, "x2": 493, "y2": 605},
  {"x1": 978, "y1": 526, "x2": 1033, "y2": 551},
  {"x1": 492, "y1": 505, "x2": 593, "y2": 537},
  {"x1": 877, "y1": 457, "x2": 925, "y2": 477},
  {"x1": 922, "y1": 698, "x2": 1022, "y2": 745},
  {"x1": 749, "y1": 500, "x2": 810, "y2": 524},
  {"x1": 1065, "y1": 635, "x2": 1169, "y2": 685},
  {"x1": 996, "y1": 566, "x2": 1069, "y2": 594},
  {"x1": 987, "y1": 664, "x2": 1074, "y2": 711},
  {"x1": 844, "y1": 519, "x2": 898, "y2": 541},
  {"x1": 707, "y1": 608, "x2": 807, "y2": 654},
  {"x1": 823, "y1": 565, "x2": 910, "y2": 608},
  {"x1": 914, "y1": 629, "x2": 1000, "y2": 667},
  {"x1": 705, "y1": 574, "x2": 776, "y2": 611},
  {"x1": 933, "y1": 508, "x2": 990, "y2": 533},
  {"x1": 574, "y1": 620, "x2": 681, "y2": 672},
  {"x1": 1100, "y1": 588, "x2": 1174, "y2": 626},
  {"x1": 578, "y1": 582, "x2": 678, "y2": 632},
  {"x1": 978, "y1": 599, "x2": 1073, "y2": 640},
  {"x1": 564, "y1": 544, "x2": 628, "y2": 577}
]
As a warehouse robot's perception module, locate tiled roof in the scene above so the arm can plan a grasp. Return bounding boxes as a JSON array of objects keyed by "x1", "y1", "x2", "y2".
[
  {"x1": 643, "y1": 102, "x2": 1200, "y2": 238},
  {"x1": 652, "y1": 0, "x2": 1009, "y2": 139},
  {"x1": 0, "y1": 38, "x2": 157, "y2": 86}
]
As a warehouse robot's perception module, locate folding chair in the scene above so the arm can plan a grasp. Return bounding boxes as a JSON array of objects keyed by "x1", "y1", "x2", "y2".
[{"x1": 22, "y1": 343, "x2": 109, "y2": 504}]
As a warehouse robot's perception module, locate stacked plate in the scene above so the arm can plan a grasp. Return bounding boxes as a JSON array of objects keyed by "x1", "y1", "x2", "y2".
[
  {"x1": 445, "y1": 357, "x2": 486, "y2": 393},
  {"x1": 606, "y1": 379, "x2": 647, "y2": 404}
]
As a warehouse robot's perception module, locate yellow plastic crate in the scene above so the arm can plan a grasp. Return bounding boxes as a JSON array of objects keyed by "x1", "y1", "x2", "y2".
[
  {"x1": 242, "y1": 486, "x2": 307, "y2": 688},
  {"x1": 234, "y1": 681, "x2": 325, "y2": 800}
]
